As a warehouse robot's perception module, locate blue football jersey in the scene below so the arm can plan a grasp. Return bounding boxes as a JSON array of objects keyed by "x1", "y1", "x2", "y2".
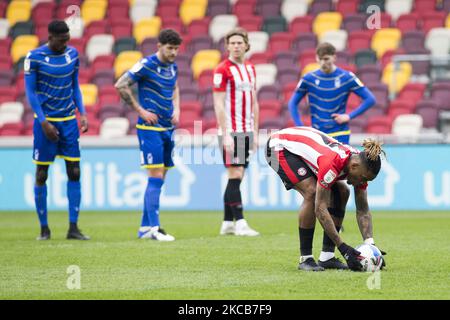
[
  {"x1": 127, "y1": 54, "x2": 178, "y2": 129},
  {"x1": 24, "y1": 44, "x2": 80, "y2": 119},
  {"x1": 296, "y1": 67, "x2": 365, "y2": 135}
]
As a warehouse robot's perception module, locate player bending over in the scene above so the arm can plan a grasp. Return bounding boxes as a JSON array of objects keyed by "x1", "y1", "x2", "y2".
[{"x1": 265, "y1": 126, "x2": 386, "y2": 271}]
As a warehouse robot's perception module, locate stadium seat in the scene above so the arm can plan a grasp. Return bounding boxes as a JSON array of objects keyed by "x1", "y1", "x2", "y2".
[
  {"x1": 292, "y1": 33, "x2": 317, "y2": 54},
  {"x1": 140, "y1": 37, "x2": 158, "y2": 56},
  {"x1": 385, "y1": 0, "x2": 413, "y2": 20},
  {"x1": 425, "y1": 28, "x2": 450, "y2": 57},
  {"x1": 392, "y1": 114, "x2": 423, "y2": 136},
  {"x1": 268, "y1": 33, "x2": 293, "y2": 52},
  {"x1": 232, "y1": 0, "x2": 256, "y2": 16},
  {"x1": 273, "y1": 51, "x2": 298, "y2": 70},
  {"x1": 357, "y1": 64, "x2": 381, "y2": 85},
  {"x1": 6, "y1": 1, "x2": 32, "y2": 26},
  {"x1": 402, "y1": 31, "x2": 426, "y2": 53},
  {"x1": 319, "y1": 30, "x2": 348, "y2": 52},
  {"x1": 431, "y1": 82, "x2": 450, "y2": 111},
  {"x1": 110, "y1": 19, "x2": 133, "y2": 39},
  {"x1": 207, "y1": 0, "x2": 230, "y2": 16},
  {"x1": 0, "y1": 102, "x2": 24, "y2": 126},
  {"x1": 398, "y1": 83, "x2": 426, "y2": 102},
  {"x1": 11, "y1": 35, "x2": 39, "y2": 64},
  {"x1": 280, "y1": 0, "x2": 308, "y2": 23},
  {"x1": 191, "y1": 49, "x2": 221, "y2": 79},
  {"x1": 255, "y1": 0, "x2": 281, "y2": 19},
  {"x1": 336, "y1": 0, "x2": 359, "y2": 15},
  {"x1": 254, "y1": 64, "x2": 277, "y2": 91},
  {"x1": 366, "y1": 116, "x2": 393, "y2": 134},
  {"x1": 9, "y1": 21, "x2": 34, "y2": 40},
  {"x1": 396, "y1": 13, "x2": 420, "y2": 33},
  {"x1": 371, "y1": 28, "x2": 401, "y2": 58},
  {"x1": 113, "y1": 37, "x2": 137, "y2": 55},
  {"x1": 180, "y1": 87, "x2": 199, "y2": 102},
  {"x1": 86, "y1": 34, "x2": 114, "y2": 62},
  {"x1": 197, "y1": 69, "x2": 213, "y2": 90},
  {"x1": 81, "y1": 0, "x2": 107, "y2": 26},
  {"x1": 65, "y1": 17, "x2": 84, "y2": 39},
  {"x1": 0, "y1": 70, "x2": 14, "y2": 87},
  {"x1": 367, "y1": 83, "x2": 389, "y2": 108},
  {"x1": 359, "y1": 0, "x2": 385, "y2": 13},
  {"x1": 298, "y1": 49, "x2": 317, "y2": 68},
  {"x1": 349, "y1": 117, "x2": 367, "y2": 133},
  {"x1": 0, "y1": 19, "x2": 10, "y2": 39},
  {"x1": 133, "y1": 17, "x2": 162, "y2": 44},
  {"x1": 156, "y1": 1, "x2": 180, "y2": 18},
  {"x1": 342, "y1": 14, "x2": 366, "y2": 33},
  {"x1": 421, "y1": 12, "x2": 446, "y2": 34},
  {"x1": 0, "y1": 38, "x2": 12, "y2": 58},
  {"x1": 84, "y1": 20, "x2": 109, "y2": 40},
  {"x1": 246, "y1": 31, "x2": 269, "y2": 57},
  {"x1": 129, "y1": 0, "x2": 157, "y2": 24},
  {"x1": 99, "y1": 117, "x2": 130, "y2": 138},
  {"x1": 91, "y1": 70, "x2": 115, "y2": 88},
  {"x1": 309, "y1": 0, "x2": 332, "y2": 15},
  {"x1": 249, "y1": 52, "x2": 273, "y2": 65},
  {"x1": 348, "y1": 31, "x2": 373, "y2": 54},
  {"x1": 257, "y1": 85, "x2": 279, "y2": 101},
  {"x1": 413, "y1": 0, "x2": 437, "y2": 13},
  {"x1": 416, "y1": 102, "x2": 439, "y2": 128},
  {"x1": 277, "y1": 68, "x2": 300, "y2": 87},
  {"x1": 80, "y1": 84, "x2": 98, "y2": 107},
  {"x1": 382, "y1": 62, "x2": 412, "y2": 93},
  {"x1": 108, "y1": 2, "x2": 130, "y2": 20},
  {"x1": 185, "y1": 17, "x2": 210, "y2": 35},
  {"x1": 0, "y1": 122, "x2": 24, "y2": 136},
  {"x1": 446, "y1": 13, "x2": 450, "y2": 29},
  {"x1": 209, "y1": 15, "x2": 238, "y2": 43},
  {"x1": 114, "y1": 50, "x2": 143, "y2": 79},
  {"x1": 98, "y1": 104, "x2": 124, "y2": 122},
  {"x1": 162, "y1": 17, "x2": 184, "y2": 34},
  {"x1": 262, "y1": 16, "x2": 287, "y2": 35},
  {"x1": 289, "y1": 15, "x2": 314, "y2": 33},
  {"x1": 180, "y1": 1, "x2": 207, "y2": 26},
  {"x1": 313, "y1": 12, "x2": 342, "y2": 38}
]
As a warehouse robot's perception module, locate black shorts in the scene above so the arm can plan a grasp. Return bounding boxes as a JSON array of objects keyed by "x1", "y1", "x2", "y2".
[
  {"x1": 218, "y1": 132, "x2": 253, "y2": 168},
  {"x1": 265, "y1": 139, "x2": 315, "y2": 190}
]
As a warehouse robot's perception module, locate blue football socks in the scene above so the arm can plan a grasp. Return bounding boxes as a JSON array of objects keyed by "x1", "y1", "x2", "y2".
[
  {"x1": 34, "y1": 185, "x2": 48, "y2": 227},
  {"x1": 143, "y1": 177, "x2": 164, "y2": 228},
  {"x1": 67, "y1": 181, "x2": 81, "y2": 224}
]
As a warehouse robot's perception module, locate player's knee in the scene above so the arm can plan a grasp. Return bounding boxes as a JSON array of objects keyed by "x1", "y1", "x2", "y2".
[
  {"x1": 148, "y1": 168, "x2": 165, "y2": 179},
  {"x1": 67, "y1": 165, "x2": 81, "y2": 181},
  {"x1": 35, "y1": 169, "x2": 48, "y2": 185},
  {"x1": 302, "y1": 184, "x2": 316, "y2": 202}
]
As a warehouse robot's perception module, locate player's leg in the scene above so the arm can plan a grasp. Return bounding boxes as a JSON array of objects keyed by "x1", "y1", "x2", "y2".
[
  {"x1": 318, "y1": 181, "x2": 349, "y2": 269},
  {"x1": 137, "y1": 129, "x2": 174, "y2": 241},
  {"x1": 35, "y1": 164, "x2": 51, "y2": 240},
  {"x1": 65, "y1": 160, "x2": 90, "y2": 240},
  {"x1": 32, "y1": 118, "x2": 57, "y2": 240},
  {"x1": 222, "y1": 133, "x2": 259, "y2": 236},
  {"x1": 59, "y1": 119, "x2": 89, "y2": 240},
  {"x1": 265, "y1": 142, "x2": 323, "y2": 271}
]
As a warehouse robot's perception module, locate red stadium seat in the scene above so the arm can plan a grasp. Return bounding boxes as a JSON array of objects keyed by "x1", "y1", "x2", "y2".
[
  {"x1": 233, "y1": 0, "x2": 256, "y2": 17},
  {"x1": 348, "y1": 31, "x2": 373, "y2": 54},
  {"x1": 92, "y1": 55, "x2": 116, "y2": 73},
  {"x1": 268, "y1": 32, "x2": 293, "y2": 52},
  {"x1": 366, "y1": 116, "x2": 393, "y2": 134},
  {"x1": 0, "y1": 87, "x2": 18, "y2": 104},
  {"x1": 396, "y1": 13, "x2": 420, "y2": 33},
  {"x1": 108, "y1": 3, "x2": 130, "y2": 20},
  {"x1": 238, "y1": 15, "x2": 263, "y2": 32},
  {"x1": 398, "y1": 83, "x2": 426, "y2": 102},
  {"x1": 185, "y1": 18, "x2": 211, "y2": 36},
  {"x1": 84, "y1": 20, "x2": 110, "y2": 40},
  {"x1": 420, "y1": 11, "x2": 446, "y2": 34},
  {"x1": 162, "y1": 17, "x2": 184, "y2": 34},
  {"x1": 157, "y1": 3, "x2": 180, "y2": 17},
  {"x1": 181, "y1": 101, "x2": 202, "y2": 115},
  {"x1": 282, "y1": 82, "x2": 298, "y2": 103},
  {"x1": 249, "y1": 52, "x2": 273, "y2": 65},
  {"x1": 110, "y1": 18, "x2": 132, "y2": 39},
  {"x1": 298, "y1": 49, "x2": 316, "y2": 68},
  {"x1": 289, "y1": 16, "x2": 313, "y2": 34},
  {"x1": 413, "y1": 0, "x2": 438, "y2": 13},
  {"x1": 32, "y1": 2, "x2": 56, "y2": 24},
  {"x1": 0, "y1": 39, "x2": 11, "y2": 59},
  {"x1": 0, "y1": 123, "x2": 24, "y2": 136},
  {"x1": 197, "y1": 69, "x2": 213, "y2": 90},
  {"x1": 336, "y1": 0, "x2": 359, "y2": 15},
  {"x1": 69, "y1": 38, "x2": 87, "y2": 55}
]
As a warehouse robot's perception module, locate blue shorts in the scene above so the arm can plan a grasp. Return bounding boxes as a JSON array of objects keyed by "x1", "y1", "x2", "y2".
[
  {"x1": 137, "y1": 128, "x2": 175, "y2": 169},
  {"x1": 32, "y1": 118, "x2": 80, "y2": 165}
]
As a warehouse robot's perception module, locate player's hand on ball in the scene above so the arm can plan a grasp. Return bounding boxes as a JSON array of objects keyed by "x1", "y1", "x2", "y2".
[
  {"x1": 140, "y1": 108, "x2": 158, "y2": 125},
  {"x1": 338, "y1": 243, "x2": 364, "y2": 271},
  {"x1": 41, "y1": 121, "x2": 59, "y2": 142},
  {"x1": 80, "y1": 115, "x2": 88, "y2": 133}
]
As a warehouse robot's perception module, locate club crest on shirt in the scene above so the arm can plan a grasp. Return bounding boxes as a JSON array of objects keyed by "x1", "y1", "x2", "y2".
[
  {"x1": 65, "y1": 53, "x2": 71, "y2": 64},
  {"x1": 297, "y1": 167, "x2": 307, "y2": 176},
  {"x1": 335, "y1": 78, "x2": 340, "y2": 88},
  {"x1": 45, "y1": 57, "x2": 50, "y2": 63},
  {"x1": 315, "y1": 79, "x2": 320, "y2": 86},
  {"x1": 213, "y1": 73, "x2": 222, "y2": 87}
]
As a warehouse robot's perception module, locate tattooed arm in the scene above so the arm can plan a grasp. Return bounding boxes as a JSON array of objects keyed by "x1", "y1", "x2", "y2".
[
  {"x1": 114, "y1": 73, "x2": 158, "y2": 125},
  {"x1": 354, "y1": 187, "x2": 373, "y2": 241},
  {"x1": 315, "y1": 184, "x2": 343, "y2": 247}
]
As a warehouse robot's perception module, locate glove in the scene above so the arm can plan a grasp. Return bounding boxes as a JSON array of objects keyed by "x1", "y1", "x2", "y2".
[{"x1": 338, "y1": 243, "x2": 364, "y2": 271}]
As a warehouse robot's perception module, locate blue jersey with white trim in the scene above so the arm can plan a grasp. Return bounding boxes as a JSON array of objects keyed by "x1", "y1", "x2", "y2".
[
  {"x1": 127, "y1": 54, "x2": 178, "y2": 129},
  {"x1": 24, "y1": 45, "x2": 79, "y2": 119},
  {"x1": 296, "y1": 67, "x2": 365, "y2": 134}
]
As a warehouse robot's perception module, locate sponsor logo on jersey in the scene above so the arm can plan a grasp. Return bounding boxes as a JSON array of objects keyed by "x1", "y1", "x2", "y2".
[{"x1": 324, "y1": 169, "x2": 337, "y2": 184}]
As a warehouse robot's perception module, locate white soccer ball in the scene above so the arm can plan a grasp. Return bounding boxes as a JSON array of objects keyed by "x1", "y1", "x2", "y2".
[{"x1": 355, "y1": 244, "x2": 384, "y2": 272}]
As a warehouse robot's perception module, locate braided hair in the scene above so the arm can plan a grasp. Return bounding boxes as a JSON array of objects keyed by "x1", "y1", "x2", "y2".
[{"x1": 359, "y1": 139, "x2": 386, "y2": 176}]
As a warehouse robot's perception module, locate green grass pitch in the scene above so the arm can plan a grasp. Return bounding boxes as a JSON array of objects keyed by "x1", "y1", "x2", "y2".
[{"x1": 0, "y1": 210, "x2": 449, "y2": 300}]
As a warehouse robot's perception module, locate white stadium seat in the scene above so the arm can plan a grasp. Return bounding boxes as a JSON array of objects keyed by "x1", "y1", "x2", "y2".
[
  {"x1": 385, "y1": 0, "x2": 413, "y2": 20},
  {"x1": 0, "y1": 102, "x2": 24, "y2": 126},
  {"x1": 392, "y1": 114, "x2": 423, "y2": 137},
  {"x1": 425, "y1": 28, "x2": 450, "y2": 57},
  {"x1": 65, "y1": 17, "x2": 84, "y2": 39},
  {"x1": 254, "y1": 63, "x2": 277, "y2": 91},
  {"x1": 0, "y1": 19, "x2": 10, "y2": 39},
  {"x1": 209, "y1": 15, "x2": 238, "y2": 43},
  {"x1": 86, "y1": 34, "x2": 114, "y2": 62},
  {"x1": 130, "y1": 1, "x2": 158, "y2": 24},
  {"x1": 281, "y1": 0, "x2": 308, "y2": 23},
  {"x1": 320, "y1": 30, "x2": 348, "y2": 52},
  {"x1": 246, "y1": 31, "x2": 269, "y2": 57},
  {"x1": 100, "y1": 117, "x2": 130, "y2": 139}
]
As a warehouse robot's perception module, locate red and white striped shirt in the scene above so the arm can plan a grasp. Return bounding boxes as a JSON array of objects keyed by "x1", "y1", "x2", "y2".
[
  {"x1": 269, "y1": 127, "x2": 366, "y2": 190},
  {"x1": 213, "y1": 58, "x2": 256, "y2": 133}
]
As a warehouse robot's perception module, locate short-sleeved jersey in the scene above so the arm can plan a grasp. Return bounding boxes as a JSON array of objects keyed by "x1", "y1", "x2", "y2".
[
  {"x1": 269, "y1": 126, "x2": 367, "y2": 190},
  {"x1": 213, "y1": 58, "x2": 256, "y2": 133},
  {"x1": 128, "y1": 54, "x2": 177, "y2": 129},
  {"x1": 24, "y1": 45, "x2": 79, "y2": 119},
  {"x1": 296, "y1": 67, "x2": 365, "y2": 134}
]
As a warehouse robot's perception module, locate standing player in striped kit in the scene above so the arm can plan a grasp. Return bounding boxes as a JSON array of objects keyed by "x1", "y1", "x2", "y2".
[
  {"x1": 266, "y1": 127, "x2": 386, "y2": 271},
  {"x1": 25, "y1": 20, "x2": 89, "y2": 240},
  {"x1": 288, "y1": 43, "x2": 376, "y2": 269},
  {"x1": 213, "y1": 28, "x2": 260, "y2": 236}
]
